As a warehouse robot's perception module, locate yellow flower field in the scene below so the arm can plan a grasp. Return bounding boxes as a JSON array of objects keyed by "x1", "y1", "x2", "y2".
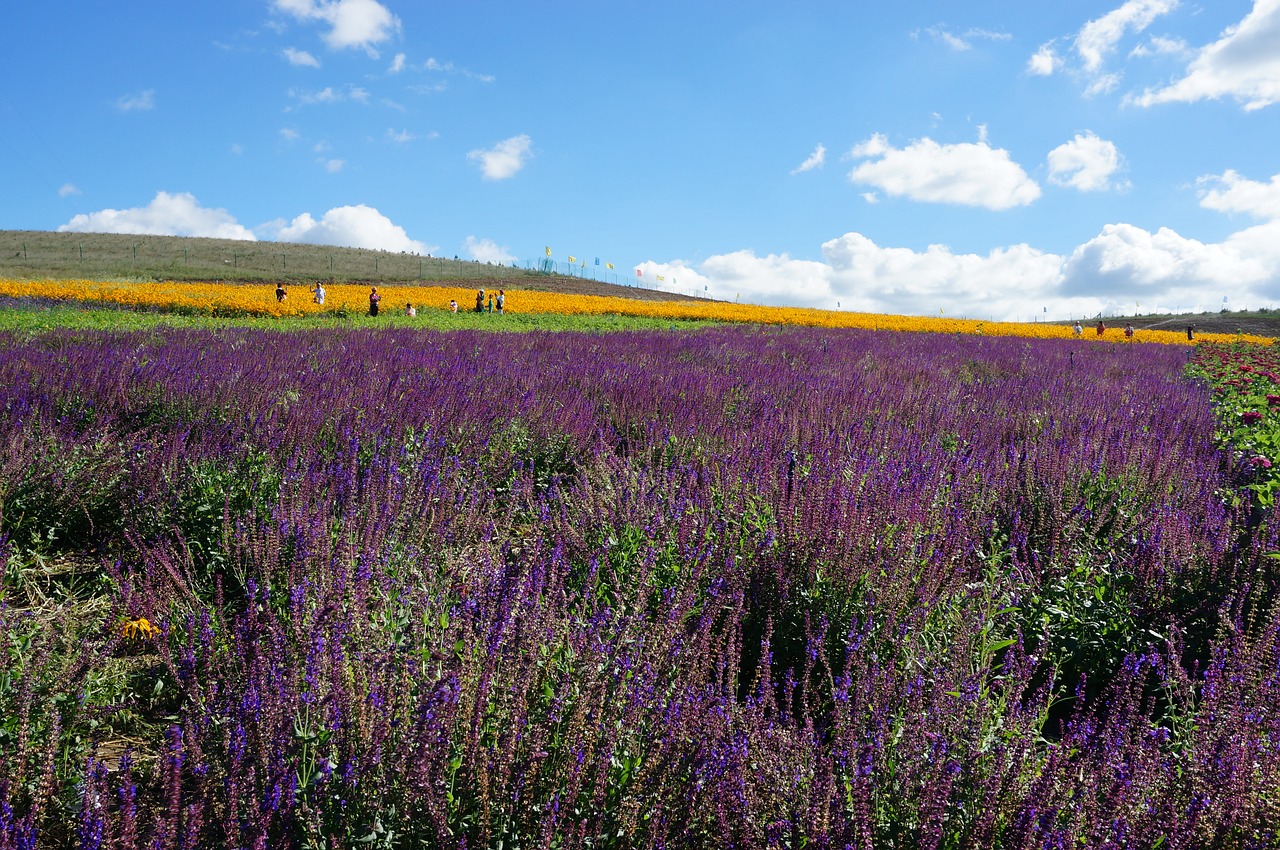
[{"x1": 0, "y1": 277, "x2": 1269, "y2": 345}]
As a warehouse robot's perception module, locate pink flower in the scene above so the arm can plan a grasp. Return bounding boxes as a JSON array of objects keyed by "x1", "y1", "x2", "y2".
[
  {"x1": 1252, "y1": 456, "x2": 1273, "y2": 469},
  {"x1": 1242, "y1": 410, "x2": 1265, "y2": 423}
]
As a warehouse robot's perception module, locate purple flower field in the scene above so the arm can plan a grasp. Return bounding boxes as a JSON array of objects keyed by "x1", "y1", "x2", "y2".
[{"x1": 1, "y1": 326, "x2": 1277, "y2": 849}]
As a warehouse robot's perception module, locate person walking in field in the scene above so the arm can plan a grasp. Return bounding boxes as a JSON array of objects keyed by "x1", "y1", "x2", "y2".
[
  {"x1": 496, "y1": 290, "x2": 505, "y2": 314},
  {"x1": 449, "y1": 299, "x2": 458, "y2": 313},
  {"x1": 475, "y1": 289, "x2": 485, "y2": 313},
  {"x1": 369, "y1": 286, "x2": 381, "y2": 317},
  {"x1": 1124, "y1": 323, "x2": 1134, "y2": 339},
  {"x1": 1073, "y1": 321, "x2": 1083, "y2": 336},
  {"x1": 1096, "y1": 320, "x2": 1106, "y2": 336},
  {"x1": 487, "y1": 292, "x2": 494, "y2": 313},
  {"x1": 312, "y1": 281, "x2": 326, "y2": 305},
  {"x1": 276, "y1": 283, "x2": 287, "y2": 303},
  {"x1": 405, "y1": 302, "x2": 416, "y2": 317}
]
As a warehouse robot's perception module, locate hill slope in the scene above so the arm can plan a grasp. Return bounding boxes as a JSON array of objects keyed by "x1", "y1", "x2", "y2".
[{"x1": 0, "y1": 229, "x2": 705, "y2": 304}]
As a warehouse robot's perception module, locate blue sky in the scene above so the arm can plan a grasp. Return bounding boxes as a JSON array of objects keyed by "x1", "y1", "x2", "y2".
[{"x1": 3, "y1": 0, "x2": 1280, "y2": 321}]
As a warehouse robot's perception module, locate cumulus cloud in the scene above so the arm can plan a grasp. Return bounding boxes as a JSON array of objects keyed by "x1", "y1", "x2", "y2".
[
  {"x1": 1027, "y1": 43, "x2": 1061, "y2": 75},
  {"x1": 467, "y1": 134, "x2": 533, "y2": 180},
  {"x1": 463, "y1": 236, "x2": 516, "y2": 264},
  {"x1": 637, "y1": 166, "x2": 1280, "y2": 319},
  {"x1": 1062, "y1": 222, "x2": 1279, "y2": 299},
  {"x1": 58, "y1": 184, "x2": 81, "y2": 198},
  {"x1": 1198, "y1": 170, "x2": 1280, "y2": 219},
  {"x1": 791, "y1": 144, "x2": 826, "y2": 174},
  {"x1": 271, "y1": 0, "x2": 400, "y2": 54},
  {"x1": 1127, "y1": 0, "x2": 1280, "y2": 110},
  {"x1": 283, "y1": 47, "x2": 320, "y2": 67},
  {"x1": 1046, "y1": 132, "x2": 1126, "y2": 191},
  {"x1": 388, "y1": 52, "x2": 405, "y2": 73},
  {"x1": 57, "y1": 192, "x2": 257, "y2": 240},
  {"x1": 115, "y1": 90, "x2": 155, "y2": 112},
  {"x1": 267, "y1": 204, "x2": 433, "y2": 253},
  {"x1": 847, "y1": 133, "x2": 1041, "y2": 210}
]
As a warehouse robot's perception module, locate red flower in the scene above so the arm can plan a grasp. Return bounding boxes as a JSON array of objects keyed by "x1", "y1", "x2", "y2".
[{"x1": 1242, "y1": 410, "x2": 1265, "y2": 423}]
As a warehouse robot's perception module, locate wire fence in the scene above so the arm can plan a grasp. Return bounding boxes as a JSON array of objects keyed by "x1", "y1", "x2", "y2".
[{"x1": 521, "y1": 258, "x2": 640, "y2": 287}]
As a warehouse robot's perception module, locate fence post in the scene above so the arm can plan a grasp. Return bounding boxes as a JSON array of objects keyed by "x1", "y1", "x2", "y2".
[
  {"x1": 375, "y1": 256, "x2": 379, "y2": 274},
  {"x1": 132, "y1": 243, "x2": 137, "y2": 261},
  {"x1": 234, "y1": 252, "x2": 238, "y2": 268},
  {"x1": 78, "y1": 243, "x2": 83, "y2": 260},
  {"x1": 329, "y1": 255, "x2": 333, "y2": 272}
]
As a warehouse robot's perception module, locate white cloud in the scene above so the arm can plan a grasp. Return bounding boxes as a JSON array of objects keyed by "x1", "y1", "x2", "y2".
[
  {"x1": 637, "y1": 169, "x2": 1280, "y2": 319},
  {"x1": 323, "y1": 158, "x2": 344, "y2": 173},
  {"x1": 287, "y1": 85, "x2": 369, "y2": 109},
  {"x1": 280, "y1": 127, "x2": 301, "y2": 140},
  {"x1": 271, "y1": 0, "x2": 400, "y2": 54},
  {"x1": 924, "y1": 25, "x2": 1012, "y2": 51},
  {"x1": 1084, "y1": 72, "x2": 1123, "y2": 96},
  {"x1": 1027, "y1": 43, "x2": 1061, "y2": 76},
  {"x1": 861, "y1": 192, "x2": 879, "y2": 204},
  {"x1": 388, "y1": 52, "x2": 405, "y2": 73},
  {"x1": 791, "y1": 144, "x2": 826, "y2": 174},
  {"x1": 1046, "y1": 132, "x2": 1126, "y2": 191},
  {"x1": 230, "y1": 143, "x2": 244, "y2": 155},
  {"x1": 1075, "y1": 0, "x2": 1179, "y2": 73},
  {"x1": 1129, "y1": 35, "x2": 1191, "y2": 58},
  {"x1": 57, "y1": 192, "x2": 257, "y2": 240},
  {"x1": 58, "y1": 184, "x2": 80, "y2": 198},
  {"x1": 424, "y1": 57, "x2": 495, "y2": 83},
  {"x1": 847, "y1": 134, "x2": 1041, "y2": 210},
  {"x1": 463, "y1": 236, "x2": 516, "y2": 264},
  {"x1": 1062, "y1": 222, "x2": 1279, "y2": 298},
  {"x1": 467, "y1": 134, "x2": 533, "y2": 180},
  {"x1": 1127, "y1": 0, "x2": 1280, "y2": 110},
  {"x1": 283, "y1": 47, "x2": 320, "y2": 67},
  {"x1": 268, "y1": 204, "x2": 433, "y2": 253},
  {"x1": 386, "y1": 128, "x2": 413, "y2": 143},
  {"x1": 115, "y1": 90, "x2": 155, "y2": 112},
  {"x1": 1197, "y1": 170, "x2": 1280, "y2": 219}
]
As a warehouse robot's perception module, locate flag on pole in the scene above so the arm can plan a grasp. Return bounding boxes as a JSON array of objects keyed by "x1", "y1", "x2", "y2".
[
  {"x1": 657, "y1": 275, "x2": 665, "y2": 281},
  {"x1": 636, "y1": 269, "x2": 642, "y2": 278},
  {"x1": 606, "y1": 262, "x2": 614, "y2": 270},
  {"x1": 594, "y1": 257, "x2": 600, "y2": 265},
  {"x1": 545, "y1": 246, "x2": 551, "y2": 256},
  {"x1": 581, "y1": 257, "x2": 587, "y2": 267},
  {"x1": 568, "y1": 255, "x2": 576, "y2": 263}
]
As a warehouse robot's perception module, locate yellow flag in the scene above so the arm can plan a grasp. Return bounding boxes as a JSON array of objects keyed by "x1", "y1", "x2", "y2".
[
  {"x1": 657, "y1": 275, "x2": 665, "y2": 281},
  {"x1": 545, "y1": 246, "x2": 551, "y2": 256},
  {"x1": 568, "y1": 255, "x2": 576, "y2": 263},
  {"x1": 606, "y1": 262, "x2": 614, "y2": 270}
]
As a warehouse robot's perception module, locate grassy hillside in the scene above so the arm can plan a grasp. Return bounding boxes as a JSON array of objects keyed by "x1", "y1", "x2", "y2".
[{"x1": 0, "y1": 229, "x2": 699, "y2": 303}]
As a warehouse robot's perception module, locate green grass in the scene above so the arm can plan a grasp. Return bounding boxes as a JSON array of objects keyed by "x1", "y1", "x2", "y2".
[
  {"x1": 0, "y1": 229, "x2": 612, "y2": 289},
  {"x1": 0, "y1": 301, "x2": 721, "y2": 336}
]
